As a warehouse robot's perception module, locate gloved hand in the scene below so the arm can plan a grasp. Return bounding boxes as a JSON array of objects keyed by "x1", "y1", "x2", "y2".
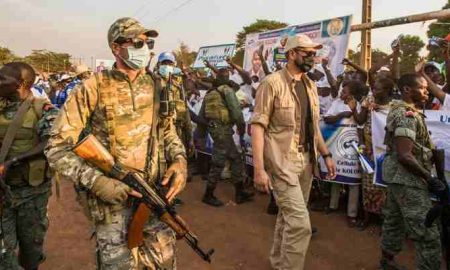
[
  {"x1": 91, "y1": 176, "x2": 133, "y2": 205},
  {"x1": 427, "y1": 175, "x2": 446, "y2": 196},
  {"x1": 162, "y1": 156, "x2": 188, "y2": 202}
]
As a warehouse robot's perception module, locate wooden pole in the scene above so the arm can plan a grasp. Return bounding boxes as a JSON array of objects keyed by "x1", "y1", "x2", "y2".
[
  {"x1": 351, "y1": 9, "x2": 450, "y2": 32},
  {"x1": 360, "y1": 0, "x2": 372, "y2": 70}
]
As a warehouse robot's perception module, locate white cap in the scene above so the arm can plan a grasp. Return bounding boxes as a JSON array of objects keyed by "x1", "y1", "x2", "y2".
[
  {"x1": 284, "y1": 34, "x2": 323, "y2": 52},
  {"x1": 377, "y1": 66, "x2": 391, "y2": 73}
]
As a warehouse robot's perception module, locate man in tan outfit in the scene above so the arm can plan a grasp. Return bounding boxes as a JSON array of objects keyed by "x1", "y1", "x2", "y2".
[{"x1": 251, "y1": 35, "x2": 336, "y2": 270}]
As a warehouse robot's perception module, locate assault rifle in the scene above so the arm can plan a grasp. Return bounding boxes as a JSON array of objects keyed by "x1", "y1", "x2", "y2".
[{"x1": 73, "y1": 134, "x2": 214, "y2": 263}]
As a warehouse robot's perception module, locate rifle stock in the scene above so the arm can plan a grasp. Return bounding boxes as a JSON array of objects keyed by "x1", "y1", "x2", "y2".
[{"x1": 73, "y1": 134, "x2": 214, "y2": 263}]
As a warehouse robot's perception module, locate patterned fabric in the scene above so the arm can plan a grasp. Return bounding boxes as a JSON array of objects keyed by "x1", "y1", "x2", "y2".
[
  {"x1": 1, "y1": 190, "x2": 51, "y2": 270},
  {"x1": 95, "y1": 208, "x2": 176, "y2": 270},
  {"x1": 44, "y1": 67, "x2": 184, "y2": 268},
  {"x1": 383, "y1": 100, "x2": 433, "y2": 189},
  {"x1": 381, "y1": 184, "x2": 441, "y2": 270},
  {"x1": 361, "y1": 102, "x2": 388, "y2": 214},
  {"x1": 207, "y1": 124, "x2": 245, "y2": 188},
  {"x1": 45, "y1": 68, "x2": 185, "y2": 190}
]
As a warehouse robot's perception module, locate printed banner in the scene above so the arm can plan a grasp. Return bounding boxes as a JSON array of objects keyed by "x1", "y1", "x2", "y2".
[
  {"x1": 243, "y1": 15, "x2": 352, "y2": 82},
  {"x1": 319, "y1": 118, "x2": 362, "y2": 185},
  {"x1": 95, "y1": 59, "x2": 115, "y2": 72},
  {"x1": 372, "y1": 110, "x2": 450, "y2": 187},
  {"x1": 193, "y1": 44, "x2": 236, "y2": 69}
]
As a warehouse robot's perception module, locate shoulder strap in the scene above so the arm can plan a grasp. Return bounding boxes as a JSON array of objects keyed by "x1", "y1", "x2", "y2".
[
  {"x1": 0, "y1": 95, "x2": 33, "y2": 162},
  {"x1": 144, "y1": 74, "x2": 162, "y2": 177}
]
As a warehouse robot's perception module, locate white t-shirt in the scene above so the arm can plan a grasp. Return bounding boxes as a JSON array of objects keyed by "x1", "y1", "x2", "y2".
[
  {"x1": 319, "y1": 95, "x2": 335, "y2": 115},
  {"x1": 230, "y1": 72, "x2": 254, "y2": 103},
  {"x1": 324, "y1": 98, "x2": 360, "y2": 125},
  {"x1": 441, "y1": 94, "x2": 450, "y2": 111}
]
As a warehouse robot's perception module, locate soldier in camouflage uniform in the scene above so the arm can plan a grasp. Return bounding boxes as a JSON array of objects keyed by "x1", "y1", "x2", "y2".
[
  {"x1": 0, "y1": 62, "x2": 59, "y2": 270},
  {"x1": 198, "y1": 68, "x2": 254, "y2": 207},
  {"x1": 45, "y1": 18, "x2": 187, "y2": 270},
  {"x1": 380, "y1": 74, "x2": 442, "y2": 270},
  {"x1": 156, "y1": 52, "x2": 194, "y2": 166}
]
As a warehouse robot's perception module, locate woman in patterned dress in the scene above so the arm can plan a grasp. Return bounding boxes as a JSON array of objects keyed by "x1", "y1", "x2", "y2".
[{"x1": 354, "y1": 77, "x2": 395, "y2": 229}]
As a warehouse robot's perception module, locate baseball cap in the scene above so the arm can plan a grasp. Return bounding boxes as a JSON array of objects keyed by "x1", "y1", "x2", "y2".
[
  {"x1": 108, "y1": 17, "x2": 158, "y2": 47},
  {"x1": 284, "y1": 34, "x2": 323, "y2": 52}
]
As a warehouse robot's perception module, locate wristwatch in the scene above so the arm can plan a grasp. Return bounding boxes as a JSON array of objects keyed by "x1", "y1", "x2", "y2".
[{"x1": 322, "y1": 153, "x2": 333, "y2": 160}]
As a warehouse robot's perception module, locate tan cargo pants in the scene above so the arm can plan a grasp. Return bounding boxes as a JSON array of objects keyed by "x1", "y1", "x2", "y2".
[{"x1": 269, "y1": 152, "x2": 313, "y2": 270}]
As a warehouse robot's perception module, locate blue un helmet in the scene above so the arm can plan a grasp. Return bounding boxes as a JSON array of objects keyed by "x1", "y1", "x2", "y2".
[{"x1": 158, "y1": 52, "x2": 176, "y2": 64}]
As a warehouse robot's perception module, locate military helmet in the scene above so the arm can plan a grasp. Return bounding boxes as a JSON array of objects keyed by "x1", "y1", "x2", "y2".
[{"x1": 158, "y1": 52, "x2": 176, "y2": 64}]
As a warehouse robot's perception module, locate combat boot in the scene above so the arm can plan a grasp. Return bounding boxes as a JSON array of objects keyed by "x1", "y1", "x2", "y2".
[
  {"x1": 202, "y1": 186, "x2": 224, "y2": 207},
  {"x1": 235, "y1": 182, "x2": 254, "y2": 204},
  {"x1": 379, "y1": 250, "x2": 407, "y2": 270}
]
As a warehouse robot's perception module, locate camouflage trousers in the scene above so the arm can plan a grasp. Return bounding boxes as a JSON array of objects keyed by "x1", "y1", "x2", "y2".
[
  {"x1": 381, "y1": 184, "x2": 441, "y2": 270},
  {"x1": 0, "y1": 190, "x2": 50, "y2": 270},
  {"x1": 207, "y1": 127, "x2": 245, "y2": 189},
  {"x1": 95, "y1": 207, "x2": 177, "y2": 270}
]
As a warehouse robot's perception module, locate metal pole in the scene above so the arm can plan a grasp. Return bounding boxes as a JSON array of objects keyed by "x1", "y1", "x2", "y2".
[
  {"x1": 351, "y1": 9, "x2": 450, "y2": 32},
  {"x1": 360, "y1": 0, "x2": 372, "y2": 70}
]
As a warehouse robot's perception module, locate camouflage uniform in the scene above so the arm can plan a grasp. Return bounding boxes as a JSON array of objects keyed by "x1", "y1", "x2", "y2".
[
  {"x1": 161, "y1": 76, "x2": 193, "y2": 157},
  {"x1": 45, "y1": 65, "x2": 186, "y2": 269},
  {"x1": 381, "y1": 100, "x2": 441, "y2": 270},
  {"x1": 45, "y1": 18, "x2": 185, "y2": 269},
  {"x1": 0, "y1": 96, "x2": 58, "y2": 270},
  {"x1": 199, "y1": 84, "x2": 246, "y2": 191}
]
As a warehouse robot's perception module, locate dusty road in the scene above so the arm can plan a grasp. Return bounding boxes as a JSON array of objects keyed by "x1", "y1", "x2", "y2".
[{"x1": 41, "y1": 177, "x2": 418, "y2": 270}]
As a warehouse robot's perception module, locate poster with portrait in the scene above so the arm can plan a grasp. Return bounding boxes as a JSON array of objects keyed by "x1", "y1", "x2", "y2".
[
  {"x1": 95, "y1": 59, "x2": 115, "y2": 72},
  {"x1": 193, "y1": 44, "x2": 236, "y2": 69},
  {"x1": 243, "y1": 15, "x2": 352, "y2": 82}
]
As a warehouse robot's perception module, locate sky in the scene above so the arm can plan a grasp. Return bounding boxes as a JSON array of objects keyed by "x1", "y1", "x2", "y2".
[{"x1": 0, "y1": 0, "x2": 447, "y2": 69}]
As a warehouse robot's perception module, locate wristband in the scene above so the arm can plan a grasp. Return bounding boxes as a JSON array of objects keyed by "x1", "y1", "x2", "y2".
[{"x1": 322, "y1": 153, "x2": 333, "y2": 160}]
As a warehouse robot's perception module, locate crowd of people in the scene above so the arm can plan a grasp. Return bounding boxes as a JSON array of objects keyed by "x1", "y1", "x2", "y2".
[{"x1": 0, "y1": 16, "x2": 450, "y2": 270}]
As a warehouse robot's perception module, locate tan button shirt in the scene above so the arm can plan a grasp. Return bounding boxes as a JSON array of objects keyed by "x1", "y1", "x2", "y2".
[{"x1": 251, "y1": 68, "x2": 321, "y2": 184}]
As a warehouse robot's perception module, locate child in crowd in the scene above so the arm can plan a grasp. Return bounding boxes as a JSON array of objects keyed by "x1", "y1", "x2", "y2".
[{"x1": 323, "y1": 81, "x2": 366, "y2": 227}]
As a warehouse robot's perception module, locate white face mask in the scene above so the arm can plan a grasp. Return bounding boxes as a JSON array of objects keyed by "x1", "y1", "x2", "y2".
[{"x1": 120, "y1": 45, "x2": 150, "y2": 70}]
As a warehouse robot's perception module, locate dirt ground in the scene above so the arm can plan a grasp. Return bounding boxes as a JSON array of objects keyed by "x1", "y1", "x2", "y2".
[{"x1": 41, "y1": 177, "x2": 420, "y2": 270}]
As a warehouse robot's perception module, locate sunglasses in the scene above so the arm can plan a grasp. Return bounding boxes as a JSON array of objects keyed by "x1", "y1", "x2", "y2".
[
  {"x1": 115, "y1": 37, "x2": 155, "y2": 49},
  {"x1": 295, "y1": 49, "x2": 316, "y2": 57}
]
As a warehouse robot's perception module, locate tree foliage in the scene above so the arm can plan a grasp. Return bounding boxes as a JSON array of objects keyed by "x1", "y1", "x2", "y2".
[
  {"x1": 427, "y1": 0, "x2": 450, "y2": 62},
  {"x1": 0, "y1": 46, "x2": 20, "y2": 66},
  {"x1": 348, "y1": 48, "x2": 389, "y2": 67},
  {"x1": 399, "y1": 35, "x2": 425, "y2": 74},
  {"x1": 233, "y1": 19, "x2": 288, "y2": 65},
  {"x1": 173, "y1": 42, "x2": 197, "y2": 67},
  {"x1": 24, "y1": 50, "x2": 71, "y2": 73}
]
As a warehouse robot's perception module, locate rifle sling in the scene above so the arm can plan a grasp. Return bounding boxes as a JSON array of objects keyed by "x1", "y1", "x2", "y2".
[
  {"x1": 127, "y1": 74, "x2": 162, "y2": 249},
  {"x1": 0, "y1": 95, "x2": 33, "y2": 163}
]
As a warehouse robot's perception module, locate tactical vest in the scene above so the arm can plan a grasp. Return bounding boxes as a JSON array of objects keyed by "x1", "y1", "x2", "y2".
[
  {"x1": 0, "y1": 98, "x2": 48, "y2": 186},
  {"x1": 204, "y1": 86, "x2": 230, "y2": 123},
  {"x1": 93, "y1": 70, "x2": 167, "y2": 181}
]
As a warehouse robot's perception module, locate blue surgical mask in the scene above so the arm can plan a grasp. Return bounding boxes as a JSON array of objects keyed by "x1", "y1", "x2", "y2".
[
  {"x1": 120, "y1": 45, "x2": 150, "y2": 70},
  {"x1": 159, "y1": 65, "x2": 174, "y2": 78}
]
